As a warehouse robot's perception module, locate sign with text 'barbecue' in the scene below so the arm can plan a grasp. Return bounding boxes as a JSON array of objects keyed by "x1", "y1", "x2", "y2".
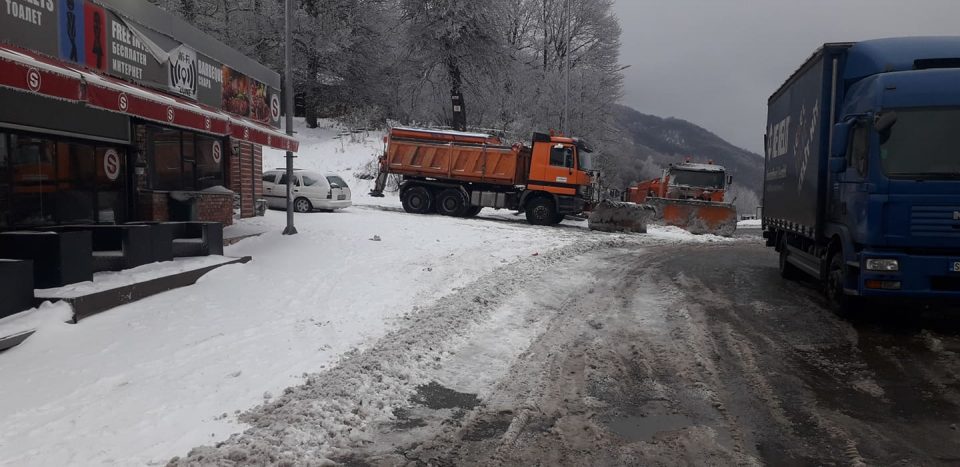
[{"x1": 1, "y1": 0, "x2": 283, "y2": 128}]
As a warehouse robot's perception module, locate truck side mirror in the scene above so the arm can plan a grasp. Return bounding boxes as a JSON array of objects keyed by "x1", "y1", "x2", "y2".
[
  {"x1": 829, "y1": 156, "x2": 846, "y2": 174},
  {"x1": 831, "y1": 121, "x2": 853, "y2": 158},
  {"x1": 727, "y1": 175, "x2": 733, "y2": 186}
]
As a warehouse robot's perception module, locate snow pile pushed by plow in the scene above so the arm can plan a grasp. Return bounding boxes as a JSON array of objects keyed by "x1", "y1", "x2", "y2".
[{"x1": 588, "y1": 200, "x2": 656, "y2": 233}]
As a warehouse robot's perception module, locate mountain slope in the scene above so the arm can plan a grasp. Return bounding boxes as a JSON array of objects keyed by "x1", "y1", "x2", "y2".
[{"x1": 605, "y1": 104, "x2": 763, "y2": 213}]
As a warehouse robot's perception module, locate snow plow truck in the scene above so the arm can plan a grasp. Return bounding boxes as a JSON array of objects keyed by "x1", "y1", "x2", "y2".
[
  {"x1": 371, "y1": 127, "x2": 612, "y2": 226},
  {"x1": 626, "y1": 160, "x2": 738, "y2": 236}
]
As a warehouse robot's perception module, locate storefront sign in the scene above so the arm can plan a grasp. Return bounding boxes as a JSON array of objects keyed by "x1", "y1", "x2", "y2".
[
  {"x1": 167, "y1": 44, "x2": 197, "y2": 99},
  {"x1": 2, "y1": 0, "x2": 284, "y2": 128},
  {"x1": 270, "y1": 93, "x2": 281, "y2": 121},
  {"x1": 26, "y1": 68, "x2": 42, "y2": 91},
  {"x1": 3, "y1": 0, "x2": 58, "y2": 56},
  {"x1": 211, "y1": 140, "x2": 222, "y2": 163},
  {"x1": 103, "y1": 148, "x2": 120, "y2": 180}
]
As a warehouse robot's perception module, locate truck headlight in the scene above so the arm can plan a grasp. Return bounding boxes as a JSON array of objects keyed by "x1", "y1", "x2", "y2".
[{"x1": 865, "y1": 258, "x2": 899, "y2": 272}]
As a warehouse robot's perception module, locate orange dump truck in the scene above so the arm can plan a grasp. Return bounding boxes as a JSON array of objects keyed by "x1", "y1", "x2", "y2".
[{"x1": 370, "y1": 127, "x2": 595, "y2": 225}]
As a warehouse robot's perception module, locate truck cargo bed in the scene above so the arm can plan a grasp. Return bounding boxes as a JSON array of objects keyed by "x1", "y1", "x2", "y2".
[{"x1": 385, "y1": 128, "x2": 530, "y2": 186}]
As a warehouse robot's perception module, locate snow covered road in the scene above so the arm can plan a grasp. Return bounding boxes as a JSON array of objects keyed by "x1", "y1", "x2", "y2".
[
  {"x1": 0, "y1": 188, "x2": 727, "y2": 466},
  {"x1": 171, "y1": 237, "x2": 960, "y2": 466}
]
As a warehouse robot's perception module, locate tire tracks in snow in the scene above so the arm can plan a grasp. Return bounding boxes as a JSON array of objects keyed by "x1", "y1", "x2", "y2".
[{"x1": 167, "y1": 234, "x2": 649, "y2": 465}]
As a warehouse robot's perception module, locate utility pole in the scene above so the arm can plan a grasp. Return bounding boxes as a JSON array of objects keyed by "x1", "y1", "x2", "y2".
[
  {"x1": 282, "y1": 0, "x2": 297, "y2": 235},
  {"x1": 562, "y1": 0, "x2": 572, "y2": 135}
]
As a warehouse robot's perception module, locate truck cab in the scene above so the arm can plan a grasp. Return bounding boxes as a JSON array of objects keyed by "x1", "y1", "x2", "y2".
[
  {"x1": 767, "y1": 37, "x2": 960, "y2": 309},
  {"x1": 522, "y1": 133, "x2": 595, "y2": 222},
  {"x1": 828, "y1": 41, "x2": 960, "y2": 302}
]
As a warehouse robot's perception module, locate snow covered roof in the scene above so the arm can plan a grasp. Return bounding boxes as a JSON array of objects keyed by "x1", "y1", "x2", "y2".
[
  {"x1": 392, "y1": 127, "x2": 495, "y2": 139},
  {"x1": 672, "y1": 162, "x2": 726, "y2": 172}
]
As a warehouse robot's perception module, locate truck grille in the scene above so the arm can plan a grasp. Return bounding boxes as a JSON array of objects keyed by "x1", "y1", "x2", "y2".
[{"x1": 910, "y1": 206, "x2": 960, "y2": 237}]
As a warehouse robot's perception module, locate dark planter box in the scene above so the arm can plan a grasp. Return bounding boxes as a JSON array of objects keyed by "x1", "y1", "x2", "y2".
[
  {"x1": 41, "y1": 225, "x2": 153, "y2": 271},
  {"x1": 124, "y1": 222, "x2": 175, "y2": 262},
  {"x1": 0, "y1": 231, "x2": 93, "y2": 288},
  {"x1": 0, "y1": 259, "x2": 35, "y2": 319},
  {"x1": 169, "y1": 222, "x2": 224, "y2": 257}
]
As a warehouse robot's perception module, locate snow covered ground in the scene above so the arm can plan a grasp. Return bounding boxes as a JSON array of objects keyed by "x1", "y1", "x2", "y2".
[{"x1": 0, "y1": 120, "x2": 740, "y2": 466}]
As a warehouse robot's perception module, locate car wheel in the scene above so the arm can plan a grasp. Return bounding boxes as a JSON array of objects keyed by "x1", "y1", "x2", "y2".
[
  {"x1": 525, "y1": 197, "x2": 556, "y2": 226},
  {"x1": 401, "y1": 186, "x2": 433, "y2": 214},
  {"x1": 436, "y1": 189, "x2": 468, "y2": 217},
  {"x1": 294, "y1": 197, "x2": 313, "y2": 213}
]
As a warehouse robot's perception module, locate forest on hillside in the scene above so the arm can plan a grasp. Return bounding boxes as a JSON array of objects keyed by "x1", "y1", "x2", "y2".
[{"x1": 149, "y1": 0, "x2": 622, "y2": 142}]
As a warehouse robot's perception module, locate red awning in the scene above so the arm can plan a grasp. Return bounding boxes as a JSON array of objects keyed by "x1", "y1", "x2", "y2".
[
  {"x1": 0, "y1": 46, "x2": 83, "y2": 102},
  {"x1": 0, "y1": 45, "x2": 298, "y2": 152}
]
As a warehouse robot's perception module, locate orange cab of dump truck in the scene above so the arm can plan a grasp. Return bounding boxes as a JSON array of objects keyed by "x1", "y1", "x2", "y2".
[{"x1": 526, "y1": 133, "x2": 594, "y2": 199}]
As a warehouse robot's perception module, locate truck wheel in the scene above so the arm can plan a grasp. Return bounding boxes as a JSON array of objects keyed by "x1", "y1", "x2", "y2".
[
  {"x1": 402, "y1": 186, "x2": 433, "y2": 214},
  {"x1": 436, "y1": 189, "x2": 468, "y2": 217},
  {"x1": 826, "y1": 250, "x2": 861, "y2": 315},
  {"x1": 462, "y1": 206, "x2": 482, "y2": 218},
  {"x1": 778, "y1": 238, "x2": 801, "y2": 280},
  {"x1": 525, "y1": 197, "x2": 556, "y2": 226},
  {"x1": 552, "y1": 212, "x2": 566, "y2": 225}
]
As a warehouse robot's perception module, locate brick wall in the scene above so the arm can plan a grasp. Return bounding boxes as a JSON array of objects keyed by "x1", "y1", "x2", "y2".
[
  {"x1": 196, "y1": 192, "x2": 234, "y2": 226},
  {"x1": 138, "y1": 191, "x2": 169, "y2": 222},
  {"x1": 226, "y1": 141, "x2": 264, "y2": 219}
]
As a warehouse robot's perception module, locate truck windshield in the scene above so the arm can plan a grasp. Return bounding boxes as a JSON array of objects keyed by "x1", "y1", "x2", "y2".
[
  {"x1": 879, "y1": 108, "x2": 960, "y2": 178},
  {"x1": 670, "y1": 169, "x2": 725, "y2": 189},
  {"x1": 578, "y1": 152, "x2": 594, "y2": 171}
]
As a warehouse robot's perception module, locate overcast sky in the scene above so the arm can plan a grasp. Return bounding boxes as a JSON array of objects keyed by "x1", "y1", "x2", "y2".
[{"x1": 613, "y1": 0, "x2": 960, "y2": 154}]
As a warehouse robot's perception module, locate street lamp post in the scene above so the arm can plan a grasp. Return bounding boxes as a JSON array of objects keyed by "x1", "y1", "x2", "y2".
[{"x1": 282, "y1": 0, "x2": 297, "y2": 235}]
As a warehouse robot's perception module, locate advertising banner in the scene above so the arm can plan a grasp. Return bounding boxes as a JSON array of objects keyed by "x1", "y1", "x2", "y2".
[
  {"x1": 2, "y1": 0, "x2": 58, "y2": 56},
  {"x1": 168, "y1": 44, "x2": 198, "y2": 99},
  {"x1": 58, "y1": 0, "x2": 83, "y2": 63},
  {"x1": 1, "y1": 0, "x2": 283, "y2": 128},
  {"x1": 83, "y1": 0, "x2": 106, "y2": 71}
]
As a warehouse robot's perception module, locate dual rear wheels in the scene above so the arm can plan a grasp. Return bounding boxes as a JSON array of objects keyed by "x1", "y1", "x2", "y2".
[{"x1": 401, "y1": 185, "x2": 481, "y2": 218}]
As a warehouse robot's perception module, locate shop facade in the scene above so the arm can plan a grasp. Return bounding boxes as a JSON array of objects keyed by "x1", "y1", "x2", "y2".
[{"x1": 0, "y1": 0, "x2": 297, "y2": 230}]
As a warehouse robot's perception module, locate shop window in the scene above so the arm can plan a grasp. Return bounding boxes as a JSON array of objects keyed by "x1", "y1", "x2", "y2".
[
  {"x1": 0, "y1": 131, "x2": 126, "y2": 229},
  {"x1": 151, "y1": 127, "x2": 183, "y2": 190},
  {"x1": 148, "y1": 126, "x2": 224, "y2": 191},
  {"x1": 196, "y1": 136, "x2": 224, "y2": 189}
]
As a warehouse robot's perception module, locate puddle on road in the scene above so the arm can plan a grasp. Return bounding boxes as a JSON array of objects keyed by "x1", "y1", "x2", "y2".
[
  {"x1": 606, "y1": 413, "x2": 692, "y2": 442},
  {"x1": 411, "y1": 381, "x2": 480, "y2": 410}
]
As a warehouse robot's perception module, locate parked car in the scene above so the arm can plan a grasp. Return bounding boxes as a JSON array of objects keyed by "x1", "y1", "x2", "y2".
[{"x1": 262, "y1": 169, "x2": 352, "y2": 212}]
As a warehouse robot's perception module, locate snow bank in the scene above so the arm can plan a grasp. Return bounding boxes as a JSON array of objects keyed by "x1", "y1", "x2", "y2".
[{"x1": 738, "y1": 219, "x2": 762, "y2": 228}]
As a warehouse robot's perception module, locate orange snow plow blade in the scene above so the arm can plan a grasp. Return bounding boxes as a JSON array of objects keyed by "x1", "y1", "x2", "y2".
[
  {"x1": 645, "y1": 198, "x2": 738, "y2": 237},
  {"x1": 587, "y1": 200, "x2": 656, "y2": 233}
]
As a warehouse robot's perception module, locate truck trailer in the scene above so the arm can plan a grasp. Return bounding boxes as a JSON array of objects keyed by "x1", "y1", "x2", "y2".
[
  {"x1": 763, "y1": 36, "x2": 960, "y2": 311},
  {"x1": 370, "y1": 127, "x2": 595, "y2": 225}
]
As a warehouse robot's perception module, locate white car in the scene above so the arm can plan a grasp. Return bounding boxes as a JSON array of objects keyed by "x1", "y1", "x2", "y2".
[{"x1": 262, "y1": 169, "x2": 352, "y2": 212}]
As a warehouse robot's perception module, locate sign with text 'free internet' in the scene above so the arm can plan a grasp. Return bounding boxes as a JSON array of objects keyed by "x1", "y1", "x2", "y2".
[{"x1": 1, "y1": 0, "x2": 282, "y2": 128}]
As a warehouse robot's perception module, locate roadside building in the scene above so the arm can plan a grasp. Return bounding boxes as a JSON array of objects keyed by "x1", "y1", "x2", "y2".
[{"x1": 0, "y1": 0, "x2": 298, "y2": 229}]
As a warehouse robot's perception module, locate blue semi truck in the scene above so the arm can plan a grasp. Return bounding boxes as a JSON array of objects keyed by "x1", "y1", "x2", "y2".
[{"x1": 763, "y1": 37, "x2": 960, "y2": 311}]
